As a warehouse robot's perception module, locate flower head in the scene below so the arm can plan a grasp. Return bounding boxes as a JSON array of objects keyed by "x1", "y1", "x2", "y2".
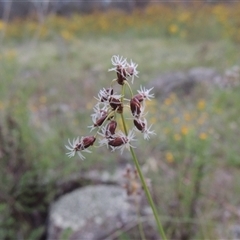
[
  {"x1": 130, "y1": 97, "x2": 145, "y2": 118},
  {"x1": 95, "y1": 87, "x2": 114, "y2": 103},
  {"x1": 109, "y1": 96, "x2": 123, "y2": 113},
  {"x1": 89, "y1": 105, "x2": 107, "y2": 131},
  {"x1": 133, "y1": 118, "x2": 156, "y2": 140},
  {"x1": 109, "y1": 130, "x2": 136, "y2": 154},
  {"x1": 65, "y1": 137, "x2": 81, "y2": 158},
  {"x1": 99, "y1": 130, "x2": 136, "y2": 154},
  {"x1": 127, "y1": 59, "x2": 139, "y2": 84},
  {"x1": 65, "y1": 136, "x2": 96, "y2": 160},
  {"x1": 109, "y1": 55, "x2": 127, "y2": 70},
  {"x1": 137, "y1": 86, "x2": 154, "y2": 101},
  {"x1": 66, "y1": 55, "x2": 156, "y2": 160},
  {"x1": 109, "y1": 55, "x2": 138, "y2": 85},
  {"x1": 105, "y1": 120, "x2": 118, "y2": 138}
]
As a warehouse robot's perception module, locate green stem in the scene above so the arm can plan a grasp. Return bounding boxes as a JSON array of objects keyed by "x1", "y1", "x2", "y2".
[
  {"x1": 123, "y1": 80, "x2": 134, "y2": 97},
  {"x1": 120, "y1": 113, "x2": 167, "y2": 240}
]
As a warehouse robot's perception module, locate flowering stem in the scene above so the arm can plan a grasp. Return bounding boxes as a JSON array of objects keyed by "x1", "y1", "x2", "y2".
[
  {"x1": 129, "y1": 147, "x2": 167, "y2": 240},
  {"x1": 120, "y1": 113, "x2": 167, "y2": 240},
  {"x1": 123, "y1": 80, "x2": 134, "y2": 97}
]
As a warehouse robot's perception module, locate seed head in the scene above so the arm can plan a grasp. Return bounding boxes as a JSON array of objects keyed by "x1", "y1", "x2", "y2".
[
  {"x1": 133, "y1": 118, "x2": 156, "y2": 140},
  {"x1": 89, "y1": 105, "x2": 113, "y2": 131},
  {"x1": 130, "y1": 97, "x2": 142, "y2": 118},
  {"x1": 105, "y1": 120, "x2": 117, "y2": 138},
  {"x1": 109, "y1": 55, "x2": 138, "y2": 85},
  {"x1": 109, "y1": 96, "x2": 123, "y2": 113},
  {"x1": 133, "y1": 118, "x2": 145, "y2": 132},
  {"x1": 65, "y1": 136, "x2": 96, "y2": 160},
  {"x1": 66, "y1": 55, "x2": 155, "y2": 160},
  {"x1": 137, "y1": 86, "x2": 154, "y2": 101},
  {"x1": 96, "y1": 87, "x2": 114, "y2": 102}
]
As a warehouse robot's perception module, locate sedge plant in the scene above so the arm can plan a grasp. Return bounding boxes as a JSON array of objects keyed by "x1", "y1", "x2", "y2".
[{"x1": 65, "y1": 55, "x2": 167, "y2": 239}]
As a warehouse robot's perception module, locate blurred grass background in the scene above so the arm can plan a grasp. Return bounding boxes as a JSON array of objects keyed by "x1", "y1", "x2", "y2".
[{"x1": 0, "y1": 2, "x2": 240, "y2": 239}]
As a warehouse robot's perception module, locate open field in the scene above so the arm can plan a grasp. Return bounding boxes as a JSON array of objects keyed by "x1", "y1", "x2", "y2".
[{"x1": 0, "y1": 3, "x2": 240, "y2": 239}]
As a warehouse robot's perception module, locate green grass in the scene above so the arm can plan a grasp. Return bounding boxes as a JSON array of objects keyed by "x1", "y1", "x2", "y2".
[{"x1": 0, "y1": 33, "x2": 240, "y2": 239}]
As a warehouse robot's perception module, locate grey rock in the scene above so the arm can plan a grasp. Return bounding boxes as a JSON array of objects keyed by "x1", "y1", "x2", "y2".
[
  {"x1": 230, "y1": 225, "x2": 240, "y2": 240},
  {"x1": 149, "y1": 67, "x2": 225, "y2": 98},
  {"x1": 150, "y1": 71, "x2": 191, "y2": 96},
  {"x1": 48, "y1": 185, "x2": 141, "y2": 240},
  {"x1": 187, "y1": 67, "x2": 219, "y2": 83}
]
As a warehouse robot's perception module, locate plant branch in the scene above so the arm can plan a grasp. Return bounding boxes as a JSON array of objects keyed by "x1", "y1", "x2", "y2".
[{"x1": 120, "y1": 112, "x2": 167, "y2": 240}]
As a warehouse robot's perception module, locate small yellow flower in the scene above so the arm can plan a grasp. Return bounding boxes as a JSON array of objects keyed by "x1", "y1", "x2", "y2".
[
  {"x1": 60, "y1": 30, "x2": 73, "y2": 41},
  {"x1": 169, "y1": 24, "x2": 178, "y2": 34},
  {"x1": 0, "y1": 20, "x2": 5, "y2": 30},
  {"x1": 197, "y1": 99, "x2": 206, "y2": 110},
  {"x1": 164, "y1": 98, "x2": 172, "y2": 106},
  {"x1": 181, "y1": 126, "x2": 189, "y2": 135},
  {"x1": 199, "y1": 132, "x2": 207, "y2": 140},
  {"x1": 165, "y1": 151, "x2": 174, "y2": 163}
]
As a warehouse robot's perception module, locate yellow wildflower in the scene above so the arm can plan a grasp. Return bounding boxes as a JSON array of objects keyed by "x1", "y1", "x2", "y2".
[
  {"x1": 165, "y1": 151, "x2": 174, "y2": 163},
  {"x1": 181, "y1": 126, "x2": 189, "y2": 135},
  {"x1": 199, "y1": 132, "x2": 207, "y2": 140},
  {"x1": 60, "y1": 30, "x2": 73, "y2": 41},
  {"x1": 197, "y1": 99, "x2": 206, "y2": 110},
  {"x1": 169, "y1": 24, "x2": 178, "y2": 34},
  {"x1": 0, "y1": 20, "x2": 5, "y2": 30},
  {"x1": 164, "y1": 98, "x2": 172, "y2": 106}
]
